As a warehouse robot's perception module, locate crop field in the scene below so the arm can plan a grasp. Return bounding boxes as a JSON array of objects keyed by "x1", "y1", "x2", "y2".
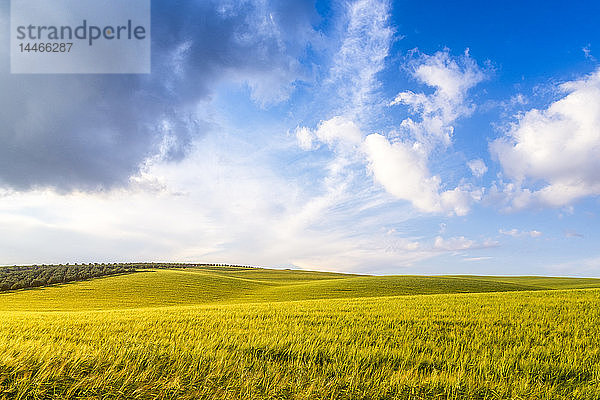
[{"x1": 0, "y1": 266, "x2": 599, "y2": 399}]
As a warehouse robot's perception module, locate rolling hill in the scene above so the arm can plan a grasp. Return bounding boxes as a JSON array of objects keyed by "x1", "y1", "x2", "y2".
[
  {"x1": 1, "y1": 265, "x2": 599, "y2": 399},
  {"x1": 2, "y1": 266, "x2": 599, "y2": 311}
]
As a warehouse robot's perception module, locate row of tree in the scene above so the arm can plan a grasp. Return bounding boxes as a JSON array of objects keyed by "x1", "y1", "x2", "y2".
[
  {"x1": 0, "y1": 262, "x2": 259, "y2": 292},
  {"x1": 0, "y1": 264, "x2": 135, "y2": 292},
  {"x1": 133, "y1": 263, "x2": 257, "y2": 270}
]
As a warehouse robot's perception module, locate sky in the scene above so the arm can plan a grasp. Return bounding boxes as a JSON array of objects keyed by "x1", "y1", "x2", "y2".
[{"x1": 1, "y1": 0, "x2": 599, "y2": 276}]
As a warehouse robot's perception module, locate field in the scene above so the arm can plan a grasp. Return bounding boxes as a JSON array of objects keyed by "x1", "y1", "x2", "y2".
[{"x1": 1, "y1": 266, "x2": 599, "y2": 399}]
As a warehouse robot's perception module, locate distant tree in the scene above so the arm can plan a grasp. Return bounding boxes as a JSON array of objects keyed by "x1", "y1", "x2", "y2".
[{"x1": 31, "y1": 279, "x2": 46, "y2": 287}]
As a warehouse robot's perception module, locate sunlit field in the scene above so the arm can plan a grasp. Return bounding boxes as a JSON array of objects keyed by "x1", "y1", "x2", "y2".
[{"x1": 1, "y1": 266, "x2": 599, "y2": 399}]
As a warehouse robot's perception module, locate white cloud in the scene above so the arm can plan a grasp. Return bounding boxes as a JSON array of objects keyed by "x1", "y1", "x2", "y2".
[
  {"x1": 0, "y1": 124, "x2": 431, "y2": 274},
  {"x1": 391, "y1": 49, "x2": 487, "y2": 148},
  {"x1": 440, "y1": 186, "x2": 481, "y2": 216},
  {"x1": 295, "y1": 126, "x2": 314, "y2": 150},
  {"x1": 362, "y1": 133, "x2": 481, "y2": 216},
  {"x1": 410, "y1": 49, "x2": 486, "y2": 100},
  {"x1": 434, "y1": 235, "x2": 474, "y2": 251},
  {"x1": 510, "y1": 93, "x2": 528, "y2": 106},
  {"x1": 330, "y1": 0, "x2": 393, "y2": 121},
  {"x1": 317, "y1": 116, "x2": 363, "y2": 145},
  {"x1": 491, "y1": 68, "x2": 600, "y2": 209},
  {"x1": 433, "y1": 235, "x2": 497, "y2": 252},
  {"x1": 463, "y1": 256, "x2": 493, "y2": 262},
  {"x1": 357, "y1": 49, "x2": 487, "y2": 215},
  {"x1": 363, "y1": 134, "x2": 440, "y2": 212},
  {"x1": 499, "y1": 229, "x2": 542, "y2": 238},
  {"x1": 296, "y1": 6, "x2": 488, "y2": 218},
  {"x1": 468, "y1": 159, "x2": 488, "y2": 177},
  {"x1": 499, "y1": 229, "x2": 518, "y2": 237},
  {"x1": 301, "y1": 116, "x2": 363, "y2": 149}
]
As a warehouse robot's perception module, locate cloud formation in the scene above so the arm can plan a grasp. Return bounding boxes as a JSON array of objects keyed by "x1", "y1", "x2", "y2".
[
  {"x1": 363, "y1": 49, "x2": 487, "y2": 215},
  {"x1": 391, "y1": 49, "x2": 487, "y2": 148},
  {"x1": 499, "y1": 229, "x2": 542, "y2": 238},
  {"x1": 491, "y1": 68, "x2": 600, "y2": 209},
  {"x1": 328, "y1": 0, "x2": 393, "y2": 122},
  {"x1": 0, "y1": 0, "x2": 316, "y2": 191},
  {"x1": 296, "y1": 116, "x2": 363, "y2": 150},
  {"x1": 2, "y1": 0, "x2": 595, "y2": 276},
  {"x1": 299, "y1": 43, "x2": 488, "y2": 216}
]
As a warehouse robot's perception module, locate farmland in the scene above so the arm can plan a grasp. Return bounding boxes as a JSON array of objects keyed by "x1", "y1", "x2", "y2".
[{"x1": 0, "y1": 266, "x2": 599, "y2": 399}]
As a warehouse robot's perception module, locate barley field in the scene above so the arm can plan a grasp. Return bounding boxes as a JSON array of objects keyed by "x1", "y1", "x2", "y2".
[{"x1": 0, "y1": 267, "x2": 599, "y2": 399}]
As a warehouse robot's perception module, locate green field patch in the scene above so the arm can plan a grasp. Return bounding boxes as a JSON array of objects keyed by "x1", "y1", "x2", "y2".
[
  {"x1": 448, "y1": 275, "x2": 600, "y2": 290},
  {"x1": 0, "y1": 269, "x2": 268, "y2": 311},
  {"x1": 250, "y1": 275, "x2": 543, "y2": 302},
  {"x1": 3, "y1": 267, "x2": 600, "y2": 312},
  {"x1": 0, "y1": 268, "x2": 574, "y2": 312}
]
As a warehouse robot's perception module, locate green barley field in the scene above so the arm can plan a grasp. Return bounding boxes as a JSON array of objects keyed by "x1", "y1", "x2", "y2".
[{"x1": 1, "y1": 266, "x2": 600, "y2": 399}]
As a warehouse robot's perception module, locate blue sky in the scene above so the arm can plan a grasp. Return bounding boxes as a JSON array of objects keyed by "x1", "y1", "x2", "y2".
[{"x1": 1, "y1": 0, "x2": 599, "y2": 275}]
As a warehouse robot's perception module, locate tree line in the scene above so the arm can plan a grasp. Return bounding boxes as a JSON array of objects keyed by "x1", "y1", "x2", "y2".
[
  {"x1": 0, "y1": 262, "x2": 258, "y2": 292},
  {"x1": 0, "y1": 264, "x2": 135, "y2": 292}
]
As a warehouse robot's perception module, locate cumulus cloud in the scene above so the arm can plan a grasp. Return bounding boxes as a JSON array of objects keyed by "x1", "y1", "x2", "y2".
[
  {"x1": 0, "y1": 0, "x2": 316, "y2": 191},
  {"x1": 299, "y1": 48, "x2": 487, "y2": 216},
  {"x1": 360, "y1": 49, "x2": 487, "y2": 215},
  {"x1": 491, "y1": 68, "x2": 600, "y2": 209},
  {"x1": 296, "y1": 116, "x2": 363, "y2": 150},
  {"x1": 391, "y1": 49, "x2": 487, "y2": 148},
  {"x1": 280, "y1": 2, "x2": 494, "y2": 268},
  {"x1": 434, "y1": 235, "x2": 474, "y2": 251},
  {"x1": 301, "y1": 119, "x2": 483, "y2": 216},
  {"x1": 362, "y1": 134, "x2": 481, "y2": 215},
  {"x1": 295, "y1": 126, "x2": 315, "y2": 150},
  {"x1": 408, "y1": 49, "x2": 487, "y2": 100},
  {"x1": 363, "y1": 134, "x2": 441, "y2": 212}
]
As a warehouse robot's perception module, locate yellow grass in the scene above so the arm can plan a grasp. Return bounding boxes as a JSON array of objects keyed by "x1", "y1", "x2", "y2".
[{"x1": 0, "y1": 267, "x2": 599, "y2": 399}]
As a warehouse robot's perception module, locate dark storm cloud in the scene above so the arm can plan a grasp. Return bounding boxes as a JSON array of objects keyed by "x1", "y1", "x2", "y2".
[{"x1": 0, "y1": 0, "x2": 317, "y2": 191}]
